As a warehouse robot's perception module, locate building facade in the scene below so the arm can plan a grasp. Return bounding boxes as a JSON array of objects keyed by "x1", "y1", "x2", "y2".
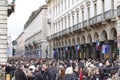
[
  {"x1": 117, "y1": 0, "x2": 120, "y2": 60},
  {"x1": 24, "y1": 5, "x2": 48, "y2": 58},
  {"x1": 16, "y1": 31, "x2": 25, "y2": 56},
  {"x1": 46, "y1": 0, "x2": 118, "y2": 60},
  {"x1": 0, "y1": 0, "x2": 14, "y2": 63}
]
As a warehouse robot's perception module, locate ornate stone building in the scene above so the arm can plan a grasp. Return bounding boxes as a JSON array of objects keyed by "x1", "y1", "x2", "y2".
[
  {"x1": 0, "y1": 0, "x2": 14, "y2": 63},
  {"x1": 24, "y1": 5, "x2": 48, "y2": 58},
  {"x1": 46, "y1": 0, "x2": 118, "y2": 60}
]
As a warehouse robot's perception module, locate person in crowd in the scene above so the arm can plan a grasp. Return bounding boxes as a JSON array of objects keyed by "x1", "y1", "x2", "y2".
[
  {"x1": 73, "y1": 66, "x2": 79, "y2": 80},
  {"x1": 5, "y1": 63, "x2": 11, "y2": 74},
  {"x1": 14, "y1": 65, "x2": 27, "y2": 80},
  {"x1": 57, "y1": 66, "x2": 65, "y2": 80},
  {"x1": 64, "y1": 67, "x2": 77, "y2": 80},
  {"x1": 34, "y1": 65, "x2": 43, "y2": 80}
]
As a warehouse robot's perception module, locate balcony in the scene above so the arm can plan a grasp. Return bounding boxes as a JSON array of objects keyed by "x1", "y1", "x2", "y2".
[
  {"x1": 82, "y1": 20, "x2": 88, "y2": 28},
  {"x1": 89, "y1": 9, "x2": 116, "y2": 26},
  {"x1": 73, "y1": 24, "x2": 77, "y2": 31},
  {"x1": 47, "y1": 9, "x2": 116, "y2": 40},
  {"x1": 62, "y1": 29, "x2": 67, "y2": 35},
  {"x1": 117, "y1": 5, "x2": 120, "y2": 17},
  {"x1": 103, "y1": 9, "x2": 116, "y2": 21}
]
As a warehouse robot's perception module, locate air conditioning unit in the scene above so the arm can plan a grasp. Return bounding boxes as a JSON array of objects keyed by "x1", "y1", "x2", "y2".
[{"x1": 47, "y1": 18, "x2": 51, "y2": 24}]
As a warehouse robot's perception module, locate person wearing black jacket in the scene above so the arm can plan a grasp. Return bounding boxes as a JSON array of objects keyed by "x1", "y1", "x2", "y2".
[
  {"x1": 5, "y1": 63, "x2": 11, "y2": 74},
  {"x1": 34, "y1": 65, "x2": 43, "y2": 80},
  {"x1": 14, "y1": 65, "x2": 27, "y2": 80}
]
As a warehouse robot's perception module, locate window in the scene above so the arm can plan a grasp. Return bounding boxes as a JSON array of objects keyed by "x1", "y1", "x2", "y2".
[
  {"x1": 72, "y1": 0, "x2": 74, "y2": 4},
  {"x1": 68, "y1": 16, "x2": 70, "y2": 27},
  {"x1": 88, "y1": 7, "x2": 90, "y2": 19},
  {"x1": 82, "y1": 10, "x2": 84, "y2": 21},
  {"x1": 53, "y1": 23, "x2": 55, "y2": 33},
  {"x1": 77, "y1": 13, "x2": 79, "y2": 24},
  {"x1": 65, "y1": 17, "x2": 67, "y2": 29},
  {"x1": 61, "y1": 18, "x2": 63, "y2": 30},
  {"x1": 59, "y1": 21, "x2": 60, "y2": 31},
  {"x1": 102, "y1": 0, "x2": 105, "y2": 12},
  {"x1": 59, "y1": 3, "x2": 60, "y2": 15},
  {"x1": 65, "y1": 0, "x2": 66, "y2": 10},
  {"x1": 56, "y1": 22, "x2": 58, "y2": 32},
  {"x1": 72, "y1": 15, "x2": 74, "y2": 26},
  {"x1": 68, "y1": 0, "x2": 70, "y2": 8},
  {"x1": 111, "y1": 0, "x2": 114, "y2": 9},
  {"x1": 94, "y1": 4, "x2": 97, "y2": 16},
  {"x1": 61, "y1": 1, "x2": 63, "y2": 13}
]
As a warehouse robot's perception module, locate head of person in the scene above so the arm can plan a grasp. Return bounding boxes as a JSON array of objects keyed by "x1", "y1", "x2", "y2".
[
  {"x1": 74, "y1": 66, "x2": 79, "y2": 72},
  {"x1": 65, "y1": 67, "x2": 73, "y2": 75},
  {"x1": 42, "y1": 62, "x2": 49, "y2": 71},
  {"x1": 17, "y1": 65, "x2": 24, "y2": 70},
  {"x1": 36, "y1": 65, "x2": 42, "y2": 71}
]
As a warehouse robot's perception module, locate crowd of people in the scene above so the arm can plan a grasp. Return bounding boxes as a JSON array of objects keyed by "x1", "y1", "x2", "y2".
[{"x1": 1, "y1": 57, "x2": 120, "y2": 80}]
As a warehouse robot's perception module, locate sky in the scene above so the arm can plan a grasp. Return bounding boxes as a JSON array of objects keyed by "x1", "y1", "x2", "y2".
[{"x1": 8, "y1": 0, "x2": 46, "y2": 40}]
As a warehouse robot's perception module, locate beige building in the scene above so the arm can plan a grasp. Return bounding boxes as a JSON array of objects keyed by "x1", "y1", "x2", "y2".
[
  {"x1": 24, "y1": 5, "x2": 48, "y2": 58},
  {"x1": 46, "y1": 0, "x2": 118, "y2": 60},
  {"x1": 16, "y1": 31, "x2": 25, "y2": 56},
  {"x1": 0, "y1": 0, "x2": 14, "y2": 63}
]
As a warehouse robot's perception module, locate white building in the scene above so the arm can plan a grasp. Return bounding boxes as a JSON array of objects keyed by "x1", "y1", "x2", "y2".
[
  {"x1": 7, "y1": 35, "x2": 12, "y2": 57},
  {"x1": 46, "y1": 0, "x2": 118, "y2": 60},
  {"x1": 16, "y1": 31, "x2": 25, "y2": 56},
  {"x1": 24, "y1": 5, "x2": 48, "y2": 58},
  {"x1": 0, "y1": 0, "x2": 14, "y2": 63}
]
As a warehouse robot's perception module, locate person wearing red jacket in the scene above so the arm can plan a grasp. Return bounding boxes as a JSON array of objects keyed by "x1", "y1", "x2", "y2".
[{"x1": 79, "y1": 67, "x2": 83, "y2": 80}]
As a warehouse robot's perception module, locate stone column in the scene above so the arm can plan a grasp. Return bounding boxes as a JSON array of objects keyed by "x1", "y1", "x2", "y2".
[
  {"x1": 92, "y1": 43, "x2": 96, "y2": 59},
  {"x1": 81, "y1": 44, "x2": 84, "y2": 59},
  {"x1": 107, "y1": 40, "x2": 114, "y2": 60},
  {"x1": 100, "y1": 41, "x2": 104, "y2": 61},
  {"x1": 86, "y1": 44, "x2": 90, "y2": 59}
]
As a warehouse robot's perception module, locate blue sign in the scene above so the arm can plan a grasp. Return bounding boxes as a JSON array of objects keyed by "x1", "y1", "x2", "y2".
[{"x1": 102, "y1": 44, "x2": 109, "y2": 54}]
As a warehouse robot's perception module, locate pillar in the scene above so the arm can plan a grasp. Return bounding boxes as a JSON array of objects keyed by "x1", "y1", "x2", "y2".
[
  {"x1": 92, "y1": 43, "x2": 96, "y2": 59},
  {"x1": 86, "y1": 44, "x2": 90, "y2": 59},
  {"x1": 107, "y1": 40, "x2": 114, "y2": 60},
  {"x1": 100, "y1": 41, "x2": 104, "y2": 61}
]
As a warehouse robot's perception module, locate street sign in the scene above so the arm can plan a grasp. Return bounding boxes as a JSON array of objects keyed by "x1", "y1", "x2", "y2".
[{"x1": 12, "y1": 40, "x2": 17, "y2": 46}]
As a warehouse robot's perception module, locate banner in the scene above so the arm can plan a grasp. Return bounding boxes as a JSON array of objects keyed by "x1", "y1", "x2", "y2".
[{"x1": 102, "y1": 44, "x2": 109, "y2": 54}]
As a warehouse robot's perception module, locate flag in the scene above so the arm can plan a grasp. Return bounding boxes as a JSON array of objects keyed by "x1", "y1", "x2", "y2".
[
  {"x1": 76, "y1": 44, "x2": 80, "y2": 53},
  {"x1": 64, "y1": 46, "x2": 68, "y2": 53},
  {"x1": 56, "y1": 48, "x2": 59, "y2": 53},
  {"x1": 53, "y1": 49, "x2": 57, "y2": 57},
  {"x1": 96, "y1": 40, "x2": 100, "y2": 51},
  {"x1": 31, "y1": 43, "x2": 34, "y2": 49},
  {"x1": 102, "y1": 44, "x2": 109, "y2": 54},
  {"x1": 12, "y1": 0, "x2": 16, "y2": 12}
]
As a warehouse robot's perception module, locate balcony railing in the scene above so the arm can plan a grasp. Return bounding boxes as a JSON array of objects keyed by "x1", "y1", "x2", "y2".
[
  {"x1": 96, "y1": 14, "x2": 102, "y2": 24},
  {"x1": 117, "y1": 5, "x2": 120, "y2": 16},
  {"x1": 47, "y1": 36, "x2": 51, "y2": 40},
  {"x1": 103, "y1": 9, "x2": 116, "y2": 20},
  {"x1": 47, "y1": 9, "x2": 116, "y2": 40},
  {"x1": 82, "y1": 20, "x2": 88, "y2": 28},
  {"x1": 62, "y1": 28, "x2": 67, "y2": 35}
]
